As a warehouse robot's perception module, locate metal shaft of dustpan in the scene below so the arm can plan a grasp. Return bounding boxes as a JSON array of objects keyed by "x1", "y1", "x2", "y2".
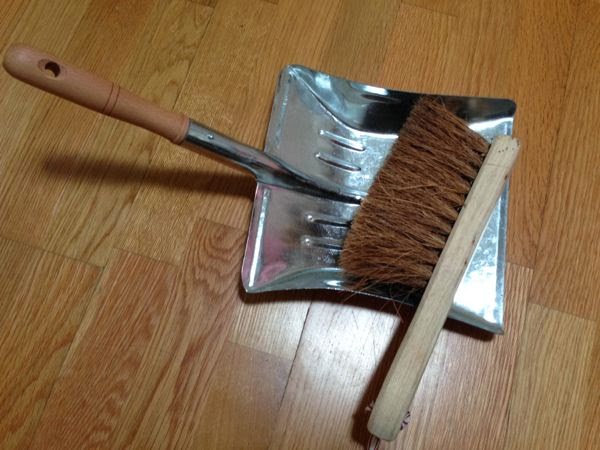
[{"x1": 2, "y1": 44, "x2": 360, "y2": 203}]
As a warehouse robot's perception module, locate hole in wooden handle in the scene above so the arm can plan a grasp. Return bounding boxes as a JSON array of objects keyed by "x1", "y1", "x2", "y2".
[{"x1": 42, "y1": 60, "x2": 60, "y2": 77}]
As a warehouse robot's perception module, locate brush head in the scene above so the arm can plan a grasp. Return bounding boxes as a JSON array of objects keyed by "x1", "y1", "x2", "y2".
[{"x1": 340, "y1": 97, "x2": 490, "y2": 289}]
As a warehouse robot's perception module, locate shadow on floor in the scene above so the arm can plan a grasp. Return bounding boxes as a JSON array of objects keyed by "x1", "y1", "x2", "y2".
[{"x1": 43, "y1": 152, "x2": 256, "y2": 198}]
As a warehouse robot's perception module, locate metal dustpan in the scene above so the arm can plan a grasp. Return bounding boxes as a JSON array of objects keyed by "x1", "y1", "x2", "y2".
[
  {"x1": 241, "y1": 66, "x2": 515, "y2": 334},
  {"x1": 4, "y1": 46, "x2": 515, "y2": 333}
]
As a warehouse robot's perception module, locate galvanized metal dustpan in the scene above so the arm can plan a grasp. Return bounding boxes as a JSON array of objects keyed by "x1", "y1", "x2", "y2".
[
  {"x1": 242, "y1": 66, "x2": 515, "y2": 334},
  {"x1": 4, "y1": 45, "x2": 515, "y2": 333}
]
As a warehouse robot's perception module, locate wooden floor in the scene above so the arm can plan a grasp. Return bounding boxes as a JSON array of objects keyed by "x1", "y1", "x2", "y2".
[{"x1": 1, "y1": 1, "x2": 598, "y2": 449}]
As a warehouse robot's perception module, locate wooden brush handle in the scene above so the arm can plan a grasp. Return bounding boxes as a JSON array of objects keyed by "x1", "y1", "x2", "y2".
[
  {"x1": 2, "y1": 43, "x2": 189, "y2": 143},
  {"x1": 368, "y1": 136, "x2": 520, "y2": 441}
]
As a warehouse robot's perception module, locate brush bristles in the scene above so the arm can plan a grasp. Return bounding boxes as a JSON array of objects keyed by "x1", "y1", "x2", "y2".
[{"x1": 340, "y1": 97, "x2": 490, "y2": 289}]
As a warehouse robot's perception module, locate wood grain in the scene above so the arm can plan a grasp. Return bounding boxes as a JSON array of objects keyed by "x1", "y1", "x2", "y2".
[
  {"x1": 193, "y1": 0, "x2": 220, "y2": 7},
  {"x1": 321, "y1": 0, "x2": 401, "y2": 82},
  {"x1": 270, "y1": 300, "x2": 401, "y2": 449},
  {"x1": 403, "y1": 0, "x2": 462, "y2": 17},
  {"x1": 191, "y1": 341, "x2": 290, "y2": 449},
  {"x1": 379, "y1": 2, "x2": 459, "y2": 92},
  {"x1": 108, "y1": 219, "x2": 247, "y2": 449},
  {"x1": 448, "y1": 0, "x2": 518, "y2": 97},
  {"x1": 0, "y1": 0, "x2": 92, "y2": 174},
  {"x1": 1, "y1": 0, "x2": 162, "y2": 261},
  {"x1": 504, "y1": 303, "x2": 595, "y2": 450},
  {"x1": 122, "y1": 0, "x2": 276, "y2": 264},
  {"x1": 505, "y1": 0, "x2": 578, "y2": 268},
  {"x1": 45, "y1": 0, "x2": 211, "y2": 267},
  {"x1": 0, "y1": 238, "x2": 99, "y2": 449},
  {"x1": 30, "y1": 249, "x2": 178, "y2": 449},
  {"x1": 0, "y1": 1, "x2": 27, "y2": 48},
  {"x1": 231, "y1": 298, "x2": 311, "y2": 360},
  {"x1": 30, "y1": 218, "x2": 269, "y2": 448},
  {"x1": 529, "y1": 2, "x2": 600, "y2": 321}
]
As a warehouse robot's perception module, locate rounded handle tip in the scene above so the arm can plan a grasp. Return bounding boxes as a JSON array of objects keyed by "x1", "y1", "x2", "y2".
[
  {"x1": 3, "y1": 43, "x2": 31, "y2": 78},
  {"x1": 4, "y1": 43, "x2": 65, "y2": 87}
]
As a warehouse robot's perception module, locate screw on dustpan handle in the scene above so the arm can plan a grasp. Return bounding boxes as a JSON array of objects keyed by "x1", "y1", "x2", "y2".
[{"x1": 3, "y1": 43, "x2": 189, "y2": 143}]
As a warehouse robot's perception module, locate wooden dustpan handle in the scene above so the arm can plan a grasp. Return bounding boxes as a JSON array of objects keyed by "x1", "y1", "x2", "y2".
[
  {"x1": 368, "y1": 136, "x2": 520, "y2": 441},
  {"x1": 2, "y1": 44, "x2": 362, "y2": 201},
  {"x1": 3, "y1": 44, "x2": 189, "y2": 143}
]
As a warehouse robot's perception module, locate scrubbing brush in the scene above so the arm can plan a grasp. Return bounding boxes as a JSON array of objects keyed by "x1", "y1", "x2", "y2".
[{"x1": 340, "y1": 98, "x2": 520, "y2": 444}]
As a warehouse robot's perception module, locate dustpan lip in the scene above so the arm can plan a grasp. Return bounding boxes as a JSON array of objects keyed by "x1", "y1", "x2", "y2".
[{"x1": 285, "y1": 63, "x2": 517, "y2": 134}]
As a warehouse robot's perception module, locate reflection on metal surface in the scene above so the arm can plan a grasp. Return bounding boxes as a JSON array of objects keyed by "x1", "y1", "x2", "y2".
[{"x1": 240, "y1": 65, "x2": 516, "y2": 334}]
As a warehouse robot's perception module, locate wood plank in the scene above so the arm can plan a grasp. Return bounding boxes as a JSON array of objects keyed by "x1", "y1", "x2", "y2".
[
  {"x1": 529, "y1": 2, "x2": 600, "y2": 320},
  {"x1": 270, "y1": 300, "x2": 400, "y2": 449},
  {"x1": 320, "y1": 0, "x2": 402, "y2": 82},
  {"x1": 403, "y1": 0, "x2": 461, "y2": 17},
  {"x1": 0, "y1": 0, "x2": 92, "y2": 174},
  {"x1": 379, "y1": 0, "x2": 518, "y2": 98},
  {"x1": 0, "y1": 238, "x2": 99, "y2": 449},
  {"x1": 30, "y1": 218, "x2": 257, "y2": 448},
  {"x1": 0, "y1": 0, "x2": 161, "y2": 257},
  {"x1": 109, "y1": 219, "x2": 247, "y2": 449},
  {"x1": 506, "y1": 0, "x2": 579, "y2": 268},
  {"x1": 191, "y1": 341, "x2": 290, "y2": 449},
  {"x1": 445, "y1": 0, "x2": 518, "y2": 97},
  {"x1": 504, "y1": 304, "x2": 595, "y2": 450},
  {"x1": 30, "y1": 249, "x2": 178, "y2": 449},
  {"x1": 121, "y1": 0, "x2": 277, "y2": 265},
  {"x1": 379, "y1": 4, "x2": 459, "y2": 93},
  {"x1": 231, "y1": 298, "x2": 311, "y2": 360},
  {"x1": 1, "y1": 0, "x2": 211, "y2": 266},
  {"x1": 0, "y1": 1, "x2": 27, "y2": 47},
  {"x1": 44, "y1": 0, "x2": 212, "y2": 266}
]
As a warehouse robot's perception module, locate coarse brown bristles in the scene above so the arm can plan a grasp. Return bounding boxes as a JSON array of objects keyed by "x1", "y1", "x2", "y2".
[{"x1": 340, "y1": 97, "x2": 490, "y2": 289}]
